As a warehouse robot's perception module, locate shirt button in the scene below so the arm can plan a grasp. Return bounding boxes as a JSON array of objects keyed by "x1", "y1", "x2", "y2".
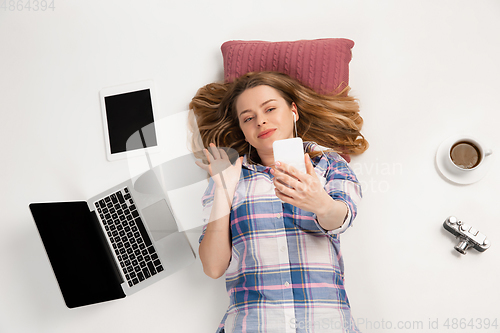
[
  {"x1": 284, "y1": 281, "x2": 290, "y2": 287},
  {"x1": 280, "y1": 246, "x2": 286, "y2": 252},
  {"x1": 276, "y1": 213, "x2": 281, "y2": 218}
]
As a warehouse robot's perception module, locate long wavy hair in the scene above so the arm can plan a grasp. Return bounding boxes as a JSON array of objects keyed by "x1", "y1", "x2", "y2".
[{"x1": 188, "y1": 71, "x2": 368, "y2": 163}]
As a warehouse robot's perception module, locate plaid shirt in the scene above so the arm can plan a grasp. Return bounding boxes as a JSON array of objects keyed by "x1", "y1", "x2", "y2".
[{"x1": 199, "y1": 142, "x2": 362, "y2": 333}]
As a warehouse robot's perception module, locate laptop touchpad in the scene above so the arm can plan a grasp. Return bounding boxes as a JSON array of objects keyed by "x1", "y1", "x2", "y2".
[{"x1": 141, "y1": 199, "x2": 178, "y2": 241}]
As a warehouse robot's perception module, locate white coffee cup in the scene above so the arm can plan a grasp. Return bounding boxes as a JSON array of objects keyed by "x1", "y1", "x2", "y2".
[{"x1": 445, "y1": 135, "x2": 492, "y2": 175}]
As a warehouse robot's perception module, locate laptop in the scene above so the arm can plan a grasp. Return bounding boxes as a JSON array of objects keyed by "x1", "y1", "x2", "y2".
[
  {"x1": 29, "y1": 178, "x2": 196, "y2": 308},
  {"x1": 29, "y1": 81, "x2": 196, "y2": 308}
]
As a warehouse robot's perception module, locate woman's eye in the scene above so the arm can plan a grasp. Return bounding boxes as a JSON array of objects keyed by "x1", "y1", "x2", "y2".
[
  {"x1": 244, "y1": 117, "x2": 253, "y2": 123},
  {"x1": 266, "y1": 108, "x2": 275, "y2": 112}
]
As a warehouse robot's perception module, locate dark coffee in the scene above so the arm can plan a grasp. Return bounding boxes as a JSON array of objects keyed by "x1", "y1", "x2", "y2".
[{"x1": 450, "y1": 141, "x2": 481, "y2": 169}]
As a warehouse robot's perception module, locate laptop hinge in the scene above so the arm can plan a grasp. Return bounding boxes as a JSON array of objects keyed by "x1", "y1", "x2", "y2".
[{"x1": 90, "y1": 211, "x2": 124, "y2": 285}]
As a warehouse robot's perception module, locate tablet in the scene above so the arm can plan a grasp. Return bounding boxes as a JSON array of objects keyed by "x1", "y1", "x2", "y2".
[{"x1": 99, "y1": 80, "x2": 162, "y2": 161}]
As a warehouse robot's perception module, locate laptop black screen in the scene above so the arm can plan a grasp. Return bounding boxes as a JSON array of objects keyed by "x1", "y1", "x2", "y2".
[{"x1": 30, "y1": 202, "x2": 126, "y2": 308}]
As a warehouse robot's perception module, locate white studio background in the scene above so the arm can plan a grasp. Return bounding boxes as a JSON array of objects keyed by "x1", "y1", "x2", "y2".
[{"x1": 1, "y1": 1, "x2": 499, "y2": 332}]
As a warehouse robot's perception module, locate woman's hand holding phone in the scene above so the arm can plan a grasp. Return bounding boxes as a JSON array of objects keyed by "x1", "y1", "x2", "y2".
[
  {"x1": 271, "y1": 154, "x2": 331, "y2": 214},
  {"x1": 271, "y1": 154, "x2": 348, "y2": 231}
]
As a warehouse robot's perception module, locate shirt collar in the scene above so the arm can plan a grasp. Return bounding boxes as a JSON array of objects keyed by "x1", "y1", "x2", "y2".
[{"x1": 242, "y1": 154, "x2": 271, "y2": 173}]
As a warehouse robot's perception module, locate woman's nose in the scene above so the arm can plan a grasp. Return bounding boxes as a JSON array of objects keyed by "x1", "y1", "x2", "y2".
[{"x1": 256, "y1": 115, "x2": 267, "y2": 126}]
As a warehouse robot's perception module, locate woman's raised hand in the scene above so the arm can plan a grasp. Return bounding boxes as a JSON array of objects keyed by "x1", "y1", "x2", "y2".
[{"x1": 195, "y1": 143, "x2": 243, "y2": 195}]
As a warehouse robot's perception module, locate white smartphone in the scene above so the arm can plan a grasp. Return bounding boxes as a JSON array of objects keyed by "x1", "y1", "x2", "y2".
[{"x1": 273, "y1": 137, "x2": 306, "y2": 173}]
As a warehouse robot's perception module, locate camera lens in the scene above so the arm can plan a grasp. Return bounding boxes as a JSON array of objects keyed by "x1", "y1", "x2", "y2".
[{"x1": 455, "y1": 239, "x2": 470, "y2": 254}]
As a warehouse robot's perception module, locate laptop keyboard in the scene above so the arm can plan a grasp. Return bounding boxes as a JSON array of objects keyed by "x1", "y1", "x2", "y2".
[{"x1": 94, "y1": 187, "x2": 164, "y2": 287}]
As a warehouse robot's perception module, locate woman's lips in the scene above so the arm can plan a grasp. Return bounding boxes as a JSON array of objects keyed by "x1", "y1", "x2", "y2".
[{"x1": 258, "y1": 128, "x2": 276, "y2": 139}]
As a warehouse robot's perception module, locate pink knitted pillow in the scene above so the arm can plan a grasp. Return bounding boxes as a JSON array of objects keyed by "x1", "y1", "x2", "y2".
[
  {"x1": 221, "y1": 38, "x2": 354, "y2": 162},
  {"x1": 221, "y1": 38, "x2": 354, "y2": 96}
]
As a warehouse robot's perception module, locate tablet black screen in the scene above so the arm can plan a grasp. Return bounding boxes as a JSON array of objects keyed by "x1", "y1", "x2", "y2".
[{"x1": 104, "y1": 89, "x2": 157, "y2": 154}]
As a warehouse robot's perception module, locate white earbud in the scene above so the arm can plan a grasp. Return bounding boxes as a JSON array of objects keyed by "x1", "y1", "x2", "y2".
[{"x1": 292, "y1": 112, "x2": 298, "y2": 138}]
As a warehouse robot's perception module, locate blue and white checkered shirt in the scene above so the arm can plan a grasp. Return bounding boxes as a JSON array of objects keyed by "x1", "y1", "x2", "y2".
[{"x1": 199, "y1": 142, "x2": 362, "y2": 333}]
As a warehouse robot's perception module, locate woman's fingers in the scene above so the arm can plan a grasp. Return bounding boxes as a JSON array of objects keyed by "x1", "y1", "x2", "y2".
[
  {"x1": 198, "y1": 144, "x2": 238, "y2": 176},
  {"x1": 203, "y1": 147, "x2": 214, "y2": 163},
  {"x1": 274, "y1": 171, "x2": 300, "y2": 190},
  {"x1": 219, "y1": 148, "x2": 230, "y2": 161},
  {"x1": 196, "y1": 145, "x2": 243, "y2": 194},
  {"x1": 274, "y1": 178, "x2": 295, "y2": 198},
  {"x1": 209, "y1": 143, "x2": 221, "y2": 160},
  {"x1": 203, "y1": 143, "x2": 224, "y2": 163},
  {"x1": 273, "y1": 162, "x2": 303, "y2": 184},
  {"x1": 276, "y1": 161, "x2": 305, "y2": 181},
  {"x1": 195, "y1": 159, "x2": 209, "y2": 172},
  {"x1": 305, "y1": 154, "x2": 315, "y2": 175}
]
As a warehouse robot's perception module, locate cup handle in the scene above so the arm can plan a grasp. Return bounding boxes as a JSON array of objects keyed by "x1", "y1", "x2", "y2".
[{"x1": 485, "y1": 149, "x2": 493, "y2": 157}]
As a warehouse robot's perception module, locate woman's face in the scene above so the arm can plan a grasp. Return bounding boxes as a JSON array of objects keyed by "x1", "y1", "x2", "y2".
[{"x1": 235, "y1": 85, "x2": 299, "y2": 156}]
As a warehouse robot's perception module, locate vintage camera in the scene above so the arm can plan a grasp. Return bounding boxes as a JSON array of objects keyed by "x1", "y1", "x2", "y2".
[{"x1": 443, "y1": 216, "x2": 490, "y2": 255}]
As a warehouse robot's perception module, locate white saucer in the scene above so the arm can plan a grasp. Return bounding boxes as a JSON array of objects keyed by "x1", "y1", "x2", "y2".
[{"x1": 435, "y1": 135, "x2": 493, "y2": 185}]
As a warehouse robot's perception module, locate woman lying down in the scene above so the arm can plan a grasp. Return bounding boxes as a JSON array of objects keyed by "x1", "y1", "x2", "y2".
[{"x1": 190, "y1": 71, "x2": 368, "y2": 333}]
